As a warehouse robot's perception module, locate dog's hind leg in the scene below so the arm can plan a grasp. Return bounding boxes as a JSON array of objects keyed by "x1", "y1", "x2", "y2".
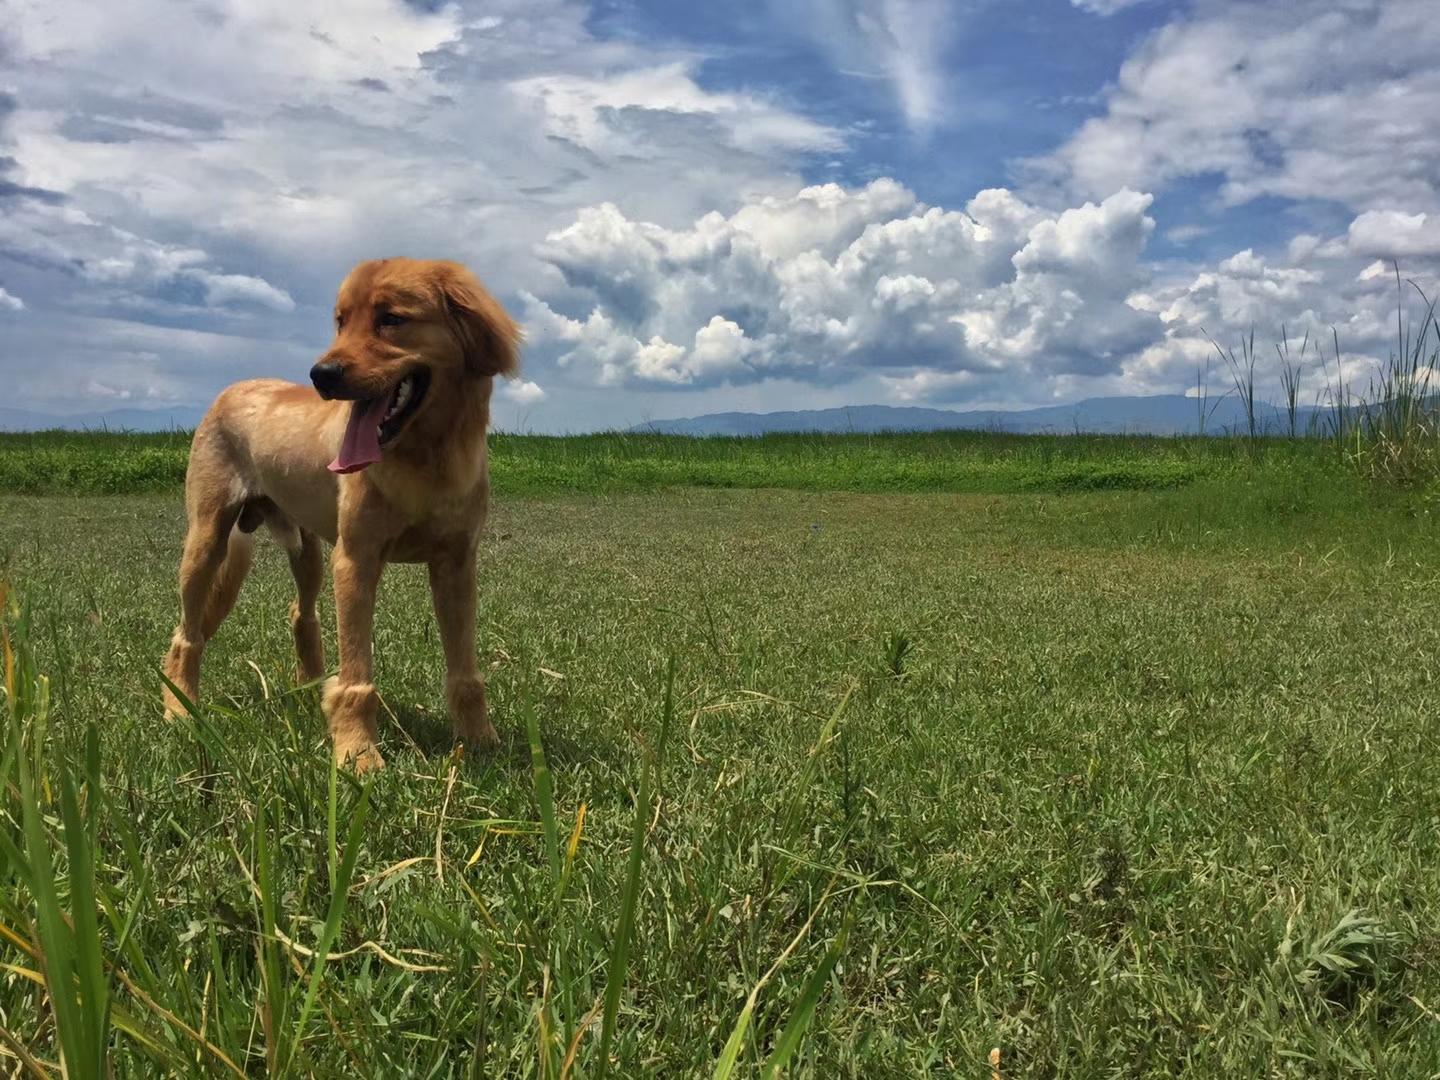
[
  {"x1": 429, "y1": 542, "x2": 500, "y2": 750},
  {"x1": 287, "y1": 529, "x2": 326, "y2": 684},
  {"x1": 162, "y1": 498, "x2": 243, "y2": 719},
  {"x1": 202, "y1": 528, "x2": 254, "y2": 640}
]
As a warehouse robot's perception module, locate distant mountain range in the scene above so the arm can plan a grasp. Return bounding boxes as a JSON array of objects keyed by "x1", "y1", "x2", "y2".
[
  {"x1": 1, "y1": 393, "x2": 1336, "y2": 437},
  {"x1": 630, "y1": 395, "x2": 1335, "y2": 437}
]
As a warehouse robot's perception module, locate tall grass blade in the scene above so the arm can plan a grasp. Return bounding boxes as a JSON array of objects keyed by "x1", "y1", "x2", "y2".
[
  {"x1": 712, "y1": 884, "x2": 836, "y2": 1079},
  {"x1": 524, "y1": 696, "x2": 562, "y2": 891},
  {"x1": 596, "y1": 656, "x2": 675, "y2": 1077},
  {"x1": 557, "y1": 802, "x2": 586, "y2": 904},
  {"x1": 6, "y1": 591, "x2": 105, "y2": 1079},
  {"x1": 712, "y1": 1001, "x2": 755, "y2": 1080},
  {"x1": 326, "y1": 749, "x2": 339, "y2": 892},
  {"x1": 287, "y1": 781, "x2": 371, "y2": 1071},
  {"x1": 57, "y1": 766, "x2": 111, "y2": 1077},
  {"x1": 254, "y1": 795, "x2": 289, "y2": 1072},
  {"x1": 18, "y1": 734, "x2": 97, "y2": 1074},
  {"x1": 778, "y1": 682, "x2": 855, "y2": 850},
  {"x1": 759, "y1": 915, "x2": 851, "y2": 1078}
]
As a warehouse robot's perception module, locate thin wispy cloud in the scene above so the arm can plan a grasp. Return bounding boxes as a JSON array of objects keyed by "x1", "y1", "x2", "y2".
[{"x1": 770, "y1": 0, "x2": 960, "y2": 134}]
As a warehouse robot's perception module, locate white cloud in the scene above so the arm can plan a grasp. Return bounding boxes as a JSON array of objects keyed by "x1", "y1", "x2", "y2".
[
  {"x1": 512, "y1": 62, "x2": 838, "y2": 155},
  {"x1": 1038, "y1": 0, "x2": 1440, "y2": 214},
  {"x1": 0, "y1": 0, "x2": 842, "y2": 418},
  {"x1": 771, "y1": 0, "x2": 958, "y2": 133},
  {"x1": 731, "y1": 178, "x2": 918, "y2": 261},
  {"x1": 880, "y1": 368, "x2": 984, "y2": 402},
  {"x1": 523, "y1": 180, "x2": 1163, "y2": 392},
  {"x1": 1347, "y1": 211, "x2": 1440, "y2": 259},
  {"x1": 84, "y1": 379, "x2": 134, "y2": 401},
  {"x1": 1109, "y1": 237, "x2": 1435, "y2": 409},
  {"x1": 5, "y1": 0, "x2": 1440, "y2": 428},
  {"x1": 1072, "y1": 0, "x2": 1151, "y2": 12},
  {"x1": 4, "y1": 0, "x2": 835, "y2": 267},
  {"x1": 197, "y1": 273, "x2": 296, "y2": 312},
  {"x1": 0, "y1": 198, "x2": 294, "y2": 312},
  {"x1": 0, "y1": 287, "x2": 23, "y2": 311},
  {"x1": 1165, "y1": 224, "x2": 1212, "y2": 246},
  {"x1": 1156, "y1": 249, "x2": 1321, "y2": 329},
  {"x1": 3, "y1": 312, "x2": 314, "y2": 415},
  {"x1": 499, "y1": 378, "x2": 546, "y2": 404}
]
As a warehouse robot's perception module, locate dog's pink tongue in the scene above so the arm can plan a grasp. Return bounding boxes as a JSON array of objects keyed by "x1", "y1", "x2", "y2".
[{"x1": 328, "y1": 396, "x2": 391, "y2": 474}]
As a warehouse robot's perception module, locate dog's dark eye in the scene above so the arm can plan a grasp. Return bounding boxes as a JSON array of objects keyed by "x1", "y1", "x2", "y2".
[{"x1": 376, "y1": 312, "x2": 406, "y2": 328}]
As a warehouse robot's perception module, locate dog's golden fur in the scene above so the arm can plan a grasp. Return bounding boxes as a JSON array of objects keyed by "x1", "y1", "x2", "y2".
[{"x1": 161, "y1": 258, "x2": 520, "y2": 771}]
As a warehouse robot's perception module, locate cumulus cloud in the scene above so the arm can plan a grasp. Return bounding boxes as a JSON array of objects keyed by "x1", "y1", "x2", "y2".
[
  {"x1": 510, "y1": 176, "x2": 1433, "y2": 410},
  {"x1": 1113, "y1": 238, "x2": 1431, "y2": 408},
  {"x1": 499, "y1": 379, "x2": 547, "y2": 404},
  {"x1": 0, "y1": 286, "x2": 23, "y2": 311},
  {"x1": 1038, "y1": 0, "x2": 1440, "y2": 214},
  {"x1": 1156, "y1": 248, "x2": 1322, "y2": 330},
  {"x1": 1347, "y1": 211, "x2": 1440, "y2": 259},
  {"x1": 523, "y1": 180, "x2": 1163, "y2": 394}
]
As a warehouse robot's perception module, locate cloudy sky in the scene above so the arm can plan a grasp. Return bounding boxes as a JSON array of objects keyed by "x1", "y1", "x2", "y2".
[{"x1": 3, "y1": 0, "x2": 1439, "y2": 430}]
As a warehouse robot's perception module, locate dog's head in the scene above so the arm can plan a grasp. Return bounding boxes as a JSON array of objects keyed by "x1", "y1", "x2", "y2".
[{"x1": 313, "y1": 258, "x2": 521, "y2": 474}]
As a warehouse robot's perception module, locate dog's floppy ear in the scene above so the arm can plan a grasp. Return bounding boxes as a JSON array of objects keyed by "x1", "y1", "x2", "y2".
[{"x1": 434, "y1": 261, "x2": 522, "y2": 377}]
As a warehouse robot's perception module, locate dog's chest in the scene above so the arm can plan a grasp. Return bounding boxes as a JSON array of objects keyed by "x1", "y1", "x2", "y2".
[
  {"x1": 387, "y1": 505, "x2": 483, "y2": 561},
  {"x1": 379, "y1": 480, "x2": 488, "y2": 563}
]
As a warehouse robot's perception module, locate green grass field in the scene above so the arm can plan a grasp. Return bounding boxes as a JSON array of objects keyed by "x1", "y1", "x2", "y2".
[
  {"x1": 0, "y1": 427, "x2": 1334, "y2": 496},
  {"x1": 3, "y1": 432, "x2": 1440, "y2": 1076}
]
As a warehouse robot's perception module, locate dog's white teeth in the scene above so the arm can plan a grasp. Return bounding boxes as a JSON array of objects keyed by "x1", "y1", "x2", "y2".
[{"x1": 384, "y1": 377, "x2": 413, "y2": 423}]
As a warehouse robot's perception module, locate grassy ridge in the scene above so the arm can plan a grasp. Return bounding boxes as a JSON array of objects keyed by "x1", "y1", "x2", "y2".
[
  {"x1": 0, "y1": 430, "x2": 193, "y2": 494},
  {"x1": 0, "y1": 427, "x2": 1345, "y2": 496}
]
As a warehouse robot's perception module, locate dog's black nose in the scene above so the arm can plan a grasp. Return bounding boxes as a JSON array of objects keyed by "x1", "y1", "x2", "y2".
[{"x1": 310, "y1": 361, "x2": 346, "y2": 397}]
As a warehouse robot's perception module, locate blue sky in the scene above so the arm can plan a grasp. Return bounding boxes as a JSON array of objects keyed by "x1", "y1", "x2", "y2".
[{"x1": 3, "y1": 0, "x2": 1438, "y2": 430}]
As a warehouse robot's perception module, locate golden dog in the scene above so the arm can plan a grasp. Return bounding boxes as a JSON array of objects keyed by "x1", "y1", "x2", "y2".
[{"x1": 161, "y1": 258, "x2": 520, "y2": 771}]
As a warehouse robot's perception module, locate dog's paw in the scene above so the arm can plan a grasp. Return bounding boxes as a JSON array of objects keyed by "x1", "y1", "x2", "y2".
[
  {"x1": 161, "y1": 632, "x2": 203, "y2": 720},
  {"x1": 447, "y1": 676, "x2": 500, "y2": 750},
  {"x1": 323, "y1": 678, "x2": 383, "y2": 768},
  {"x1": 456, "y1": 722, "x2": 501, "y2": 752},
  {"x1": 289, "y1": 602, "x2": 325, "y2": 684},
  {"x1": 338, "y1": 740, "x2": 386, "y2": 774},
  {"x1": 454, "y1": 711, "x2": 501, "y2": 749},
  {"x1": 160, "y1": 683, "x2": 192, "y2": 722}
]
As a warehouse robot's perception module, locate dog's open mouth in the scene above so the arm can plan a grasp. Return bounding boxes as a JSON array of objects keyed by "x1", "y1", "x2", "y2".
[
  {"x1": 328, "y1": 370, "x2": 430, "y2": 475},
  {"x1": 379, "y1": 370, "x2": 429, "y2": 445}
]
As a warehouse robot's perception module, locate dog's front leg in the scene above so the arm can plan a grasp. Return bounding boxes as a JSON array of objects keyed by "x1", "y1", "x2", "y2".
[
  {"x1": 324, "y1": 543, "x2": 386, "y2": 772},
  {"x1": 429, "y1": 543, "x2": 500, "y2": 750}
]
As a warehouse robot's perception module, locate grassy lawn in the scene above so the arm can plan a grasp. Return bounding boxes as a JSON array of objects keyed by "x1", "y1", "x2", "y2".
[
  {"x1": 0, "y1": 427, "x2": 1334, "y2": 496},
  {"x1": 3, "y1": 440, "x2": 1440, "y2": 1074}
]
